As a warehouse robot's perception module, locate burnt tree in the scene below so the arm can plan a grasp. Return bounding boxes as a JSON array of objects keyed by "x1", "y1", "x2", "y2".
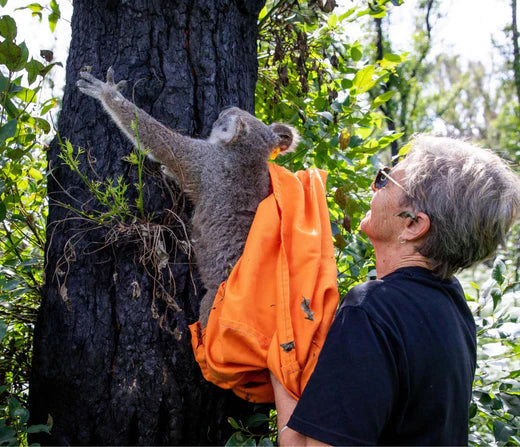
[{"x1": 29, "y1": 0, "x2": 266, "y2": 444}]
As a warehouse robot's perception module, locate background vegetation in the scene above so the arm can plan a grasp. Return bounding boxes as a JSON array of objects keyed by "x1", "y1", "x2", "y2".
[{"x1": 0, "y1": 0, "x2": 519, "y2": 445}]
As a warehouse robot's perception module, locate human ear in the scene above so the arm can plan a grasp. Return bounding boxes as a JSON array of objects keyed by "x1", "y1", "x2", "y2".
[{"x1": 400, "y1": 211, "x2": 430, "y2": 242}]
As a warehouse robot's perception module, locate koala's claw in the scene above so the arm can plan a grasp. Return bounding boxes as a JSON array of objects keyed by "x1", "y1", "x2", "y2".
[
  {"x1": 77, "y1": 67, "x2": 127, "y2": 99},
  {"x1": 106, "y1": 67, "x2": 127, "y2": 91},
  {"x1": 106, "y1": 66, "x2": 115, "y2": 84},
  {"x1": 115, "y1": 79, "x2": 128, "y2": 92}
]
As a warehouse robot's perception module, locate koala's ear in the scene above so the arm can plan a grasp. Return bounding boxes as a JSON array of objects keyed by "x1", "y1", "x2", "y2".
[
  {"x1": 208, "y1": 114, "x2": 249, "y2": 145},
  {"x1": 270, "y1": 123, "x2": 300, "y2": 153}
]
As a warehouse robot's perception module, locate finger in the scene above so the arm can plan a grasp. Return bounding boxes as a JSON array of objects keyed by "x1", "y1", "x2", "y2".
[
  {"x1": 116, "y1": 80, "x2": 128, "y2": 92},
  {"x1": 76, "y1": 80, "x2": 99, "y2": 96},
  {"x1": 106, "y1": 66, "x2": 115, "y2": 84},
  {"x1": 78, "y1": 70, "x2": 101, "y2": 84}
]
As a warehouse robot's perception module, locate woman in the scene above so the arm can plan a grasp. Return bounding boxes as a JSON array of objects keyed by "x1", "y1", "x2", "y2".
[{"x1": 271, "y1": 135, "x2": 520, "y2": 446}]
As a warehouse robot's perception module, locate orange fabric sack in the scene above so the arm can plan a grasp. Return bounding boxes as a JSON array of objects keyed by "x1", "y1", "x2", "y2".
[{"x1": 189, "y1": 163, "x2": 339, "y2": 403}]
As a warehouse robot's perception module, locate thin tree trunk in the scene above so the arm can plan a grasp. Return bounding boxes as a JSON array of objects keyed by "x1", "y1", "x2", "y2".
[
  {"x1": 29, "y1": 0, "x2": 266, "y2": 445},
  {"x1": 374, "y1": 17, "x2": 398, "y2": 158},
  {"x1": 512, "y1": 0, "x2": 520, "y2": 112}
]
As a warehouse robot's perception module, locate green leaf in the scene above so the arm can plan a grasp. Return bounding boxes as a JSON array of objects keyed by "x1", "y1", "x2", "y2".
[
  {"x1": 225, "y1": 432, "x2": 256, "y2": 447},
  {"x1": 0, "y1": 320, "x2": 7, "y2": 342},
  {"x1": 28, "y1": 168, "x2": 43, "y2": 181},
  {"x1": 15, "y1": 87, "x2": 37, "y2": 103},
  {"x1": 227, "y1": 417, "x2": 240, "y2": 430},
  {"x1": 258, "y1": 6, "x2": 268, "y2": 20},
  {"x1": 48, "y1": 1, "x2": 61, "y2": 32},
  {"x1": 372, "y1": 91, "x2": 396, "y2": 108},
  {"x1": 327, "y1": 14, "x2": 338, "y2": 28},
  {"x1": 491, "y1": 288, "x2": 502, "y2": 310},
  {"x1": 0, "y1": 15, "x2": 17, "y2": 40},
  {"x1": 494, "y1": 420, "x2": 515, "y2": 443},
  {"x1": 348, "y1": 135, "x2": 363, "y2": 148},
  {"x1": 492, "y1": 257, "x2": 506, "y2": 285},
  {"x1": 478, "y1": 392, "x2": 492, "y2": 405},
  {"x1": 246, "y1": 413, "x2": 270, "y2": 428},
  {"x1": 258, "y1": 437, "x2": 274, "y2": 446},
  {"x1": 13, "y1": 41, "x2": 29, "y2": 71},
  {"x1": 40, "y1": 98, "x2": 58, "y2": 115},
  {"x1": 468, "y1": 402, "x2": 477, "y2": 419},
  {"x1": 0, "y1": 40, "x2": 21, "y2": 68},
  {"x1": 26, "y1": 424, "x2": 51, "y2": 434},
  {"x1": 19, "y1": 3, "x2": 44, "y2": 14},
  {"x1": 352, "y1": 66, "x2": 375, "y2": 94},
  {"x1": 317, "y1": 111, "x2": 333, "y2": 122},
  {"x1": 0, "y1": 427, "x2": 16, "y2": 446},
  {"x1": 0, "y1": 119, "x2": 18, "y2": 144},
  {"x1": 8, "y1": 396, "x2": 21, "y2": 414},
  {"x1": 382, "y1": 53, "x2": 402, "y2": 63},
  {"x1": 350, "y1": 45, "x2": 362, "y2": 62},
  {"x1": 379, "y1": 53, "x2": 406, "y2": 70},
  {"x1": 13, "y1": 407, "x2": 30, "y2": 424},
  {"x1": 377, "y1": 132, "x2": 404, "y2": 149},
  {"x1": 25, "y1": 58, "x2": 45, "y2": 84}
]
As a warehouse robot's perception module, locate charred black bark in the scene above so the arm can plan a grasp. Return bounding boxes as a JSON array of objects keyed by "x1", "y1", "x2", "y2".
[{"x1": 29, "y1": 0, "x2": 266, "y2": 445}]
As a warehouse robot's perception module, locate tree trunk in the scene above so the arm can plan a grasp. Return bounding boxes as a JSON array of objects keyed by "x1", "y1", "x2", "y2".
[
  {"x1": 512, "y1": 0, "x2": 520, "y2": 112},
  {"x1": 29, "y1": 0, "x2": 266, "y2": 445},
  {"x1": 374, "y1": 17, "x2": 399, "y2": 159}
]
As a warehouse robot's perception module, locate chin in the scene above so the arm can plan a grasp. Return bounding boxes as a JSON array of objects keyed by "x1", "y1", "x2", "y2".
[{"x1": 360, "y1": 211, "x2": 371, "y2": 231}]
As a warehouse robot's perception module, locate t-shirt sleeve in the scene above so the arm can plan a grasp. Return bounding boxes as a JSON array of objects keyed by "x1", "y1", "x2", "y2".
[{"x1": 288, "y1": 303, "x2": 398, "y2": 446}]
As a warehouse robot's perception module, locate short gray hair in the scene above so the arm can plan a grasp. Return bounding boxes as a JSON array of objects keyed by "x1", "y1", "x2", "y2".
[{"x1": 401, "y1": 135, "x2": 520, "y2": 279}]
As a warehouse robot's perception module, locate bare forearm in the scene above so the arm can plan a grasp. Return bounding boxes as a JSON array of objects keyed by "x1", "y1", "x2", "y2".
[{"x1": 269, "y1": 372, "x2": 330, "y2": 447}]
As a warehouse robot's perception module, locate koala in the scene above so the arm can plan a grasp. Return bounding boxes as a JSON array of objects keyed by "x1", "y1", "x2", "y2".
[{"x1": 76, "y1": 68, "x2": 299, "y2": 327}]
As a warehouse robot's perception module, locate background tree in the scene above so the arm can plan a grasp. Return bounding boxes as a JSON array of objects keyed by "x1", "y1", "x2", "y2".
[
  {"x1": 368, "y1": 0, "x2": 438, "y2": 156},
  {"x1": 28, "y1": 0, "x2": 267, "y2": 445}
]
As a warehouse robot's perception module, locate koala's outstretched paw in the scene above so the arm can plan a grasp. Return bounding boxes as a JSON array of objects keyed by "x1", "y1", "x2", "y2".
[{"x1": 76, "y1": 67, "x2": 127, "y2": 100}]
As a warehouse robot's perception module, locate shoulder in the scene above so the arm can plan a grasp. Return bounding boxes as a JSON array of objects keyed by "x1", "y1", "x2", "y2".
[
  {"x1": 340, "y1": 269, "x2": 410, "y2": 313},
  {"x1": 339, "y1": 267, "x2": 470, "y2": 329}
]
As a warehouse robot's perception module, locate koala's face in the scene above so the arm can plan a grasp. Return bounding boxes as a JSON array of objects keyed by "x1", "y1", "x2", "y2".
[{"x1": 207, "y1": 107, "x2": 299, "y2": 156}]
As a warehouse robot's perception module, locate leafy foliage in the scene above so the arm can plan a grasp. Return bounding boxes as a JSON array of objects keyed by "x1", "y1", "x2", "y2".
[
  {"x1": 0, "y1": 1, "x2": 60, "y2": 443},
  {"x1": 226, "y1": 409, "x2": 277, "y2": 446},
  {"x1": 466, "y1": 257, "x2": 520, "y2": 445},
  {"x1": 256, "y1": 0, "x2": 405, "y2": 298}
]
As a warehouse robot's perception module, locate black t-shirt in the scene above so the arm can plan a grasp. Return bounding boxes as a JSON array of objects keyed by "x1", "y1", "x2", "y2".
[{"x1": 288, "y1": 266, "x2": 476, "y2": 446}]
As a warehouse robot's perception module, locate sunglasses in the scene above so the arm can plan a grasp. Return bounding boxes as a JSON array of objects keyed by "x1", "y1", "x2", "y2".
[
  {"x1": 374, "y1": 167, "x2": 407, "y2": 193},
  {"x1": 374, "y1": 167, "x2": 419, "y2": 222}
]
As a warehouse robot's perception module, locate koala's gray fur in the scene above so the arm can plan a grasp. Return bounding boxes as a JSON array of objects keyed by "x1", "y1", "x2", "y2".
[{"x1": 77, "y1": 68, "x2": 299, "y2": 327}]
